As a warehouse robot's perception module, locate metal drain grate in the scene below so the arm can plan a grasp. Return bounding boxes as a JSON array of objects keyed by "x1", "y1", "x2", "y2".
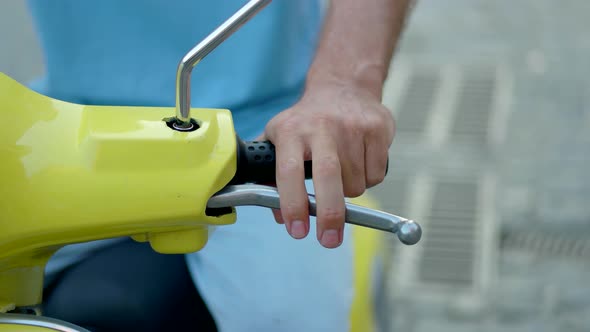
[
  {"x1": 389, "y1": 64, "x2": 500, "y2": 149},
  {"x1": 450, "y1": 71, "x2": 495, "y2": 145},
  {"x1": 501, "y1": 229, "x2": 590, "y2": 258},
  {"x1": 380, "y1": 63, "x2": 503, "y2": 308},
  {"x1": 418, "y1": 180, "x2": 479, "y2": 287},
  {"x1": 450, "y1": 70, "x2": 496, "y2": 146},
  {"x1": 382, "y1": 172, "x2": 498, "y2": 296},
  {"x1": 395, "y1": 69, "x2": 440, "y2": 134}
]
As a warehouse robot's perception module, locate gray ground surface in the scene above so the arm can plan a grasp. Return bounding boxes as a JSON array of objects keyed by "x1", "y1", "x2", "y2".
[
  {"x1": 374, "y1": 1, "x2": 590, "y2": 331},
  {"x1": 1, "y1": 1, "x2": 589, "y2": 331}
]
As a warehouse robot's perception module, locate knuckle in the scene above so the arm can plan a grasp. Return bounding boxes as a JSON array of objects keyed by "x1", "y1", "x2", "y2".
[
  {"x1": 268, "y1": 113, "x2": 302, "y2": 139},
  {"x1": 317, "y1": 206, "x2": 345, "y2": 225},
  {"x1": 277, "y1": 157, "x2": 303, "y2": 178},
  {"x1": 313, "y1": 115, "x2": 334, "y2": 130},
  {"x1": 368, "y1": 112, "x2": 387, "y2": 130},
  {"x1": 384, "y1": 113, "x2": 396, "y2": 139},
  {"x1": 341, "y1": 115, "x2": 360, "y2": 132},
  {"x1": 315, "y1": 155, "x2": 340, "y2": 175},
  {"x1": 344, "y1": 112, "x2": 369, "y2": 135},
  {"x1": 359, "y1": 119, "x2": 373, "y2": 135},
  {"x1": 281, "y1": 201, "x2": 306, "y2": 221},
  {"x1": 369, "y1": 107, "x2": 394, "y2": 129},
  {"x1": 275, "y1": 117, "x2": 300, "y2": 136}
]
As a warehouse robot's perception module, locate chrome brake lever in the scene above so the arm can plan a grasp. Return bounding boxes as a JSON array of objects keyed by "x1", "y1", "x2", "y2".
[{"x1": 206, "y1": 184, "x2": 422, "y2": 245}]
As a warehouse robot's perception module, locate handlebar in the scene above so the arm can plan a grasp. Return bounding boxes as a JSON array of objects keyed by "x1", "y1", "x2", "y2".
[
  {"x1": 232, "y1": 139, "x2": 389, "y2": 185},
  {"x1": 231, "y1": 139, "x2": 312, "y2": 185},
  {"x1": 207, "y1": 138, "x2": 422, "y2": 246},
  {"x1": 170, "y1": 0, "x2": 421, "y2": 245}
]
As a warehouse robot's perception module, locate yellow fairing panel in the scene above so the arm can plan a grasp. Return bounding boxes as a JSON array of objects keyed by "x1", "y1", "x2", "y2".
[
  {"x1": 349, "y1": 194, "x2": 385, "y2": 332},
  {"x1": 0, "y1": 325, "x2": 55, "y2": 332},
  {"x1": 0, "y1": 73, "x2": 236, "y2": 308}
]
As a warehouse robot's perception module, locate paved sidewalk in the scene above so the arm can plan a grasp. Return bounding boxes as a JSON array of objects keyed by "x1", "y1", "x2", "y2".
[{"x1": 373, "y1": 1, "x2": 590, "y2": 331}]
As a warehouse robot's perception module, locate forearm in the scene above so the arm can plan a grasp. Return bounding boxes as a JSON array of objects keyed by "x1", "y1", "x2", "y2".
[{"x1": 307, "y1": 0, "x2": 413, "y2": 98}]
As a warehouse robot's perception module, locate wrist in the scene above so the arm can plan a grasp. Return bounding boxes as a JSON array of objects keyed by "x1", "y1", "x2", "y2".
[{"x1": 305, "y1": 61, "x2": 387, "y2": 100}]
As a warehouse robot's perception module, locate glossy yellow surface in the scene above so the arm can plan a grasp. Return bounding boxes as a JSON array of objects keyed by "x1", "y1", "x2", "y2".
[
  {"x1": 0, "y1": 72, "x2": 387, "y2": 330},
  {"x1": 0, "y1": 325, "x2": 57, "y2": 332},
  {"x1": 349, "y1": 194, "x2": 385, "y2": 332},
  {"x1": 0, "y1": 73, "x2": 237, "y2": 309}
]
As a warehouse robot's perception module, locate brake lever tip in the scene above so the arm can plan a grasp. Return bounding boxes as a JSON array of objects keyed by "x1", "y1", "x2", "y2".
[{"x1": 397, "y1": 220, "x2": 422, "y2": 245}]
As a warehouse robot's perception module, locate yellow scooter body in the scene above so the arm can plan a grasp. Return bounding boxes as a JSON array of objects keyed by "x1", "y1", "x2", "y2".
[
  {"x1": 0, "y1": 73, "x2": 236, "y2": 309},
  {"x1": 0, "y1": 72, "x2": 383, "y2": 332}
]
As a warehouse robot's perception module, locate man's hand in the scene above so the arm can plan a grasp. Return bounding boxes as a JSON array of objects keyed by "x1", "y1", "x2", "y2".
[
  {"x1": 264, "y1": 79, "x2": 395, "y2": 248},
  {"x1": 264, "y1": 0, "x2": 411, "y2": 248}
]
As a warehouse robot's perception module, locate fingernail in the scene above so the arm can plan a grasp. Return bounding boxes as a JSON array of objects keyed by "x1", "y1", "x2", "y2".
[
  {"x1": 290, "y1": 220, "x2": 307, "y2": 239},
  {"x1": 320, "y1": 229, "x2": 341, "y2": 248}
]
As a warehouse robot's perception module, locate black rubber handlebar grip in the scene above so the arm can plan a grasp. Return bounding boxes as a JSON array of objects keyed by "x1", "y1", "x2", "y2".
[
  {"x1": 231, "y1": 137, "x2": 388, "y2": 185},
  {"x1": 231, "y1": 139, "x2": 311, "y2": 184}
]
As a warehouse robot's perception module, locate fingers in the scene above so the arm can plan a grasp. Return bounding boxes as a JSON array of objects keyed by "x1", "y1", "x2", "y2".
[
  {"x1": 340, "y1": 134, "x2": 366, "y2": 197},
  {"x1": 364, "y1": 141, "x2": 389, "y2": 188},
  {"x1": 255, "y1": 132, "x2": 290, "y2": 226},
  {"x1": 264, "y1": 97, "x2": 395, "y2": 249},
  {"x1": 365, "y1": 111, "x2": 394, "y2": 187},
  {"x1": 274, "y1": 136, "x2": 310, "y2": 239},
  {"x1": 272, "y1": 208, "x2": 285, "y2": 224},
  {"x1": 311, "y1": 134, "x2": 346, "y2": 248}
]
